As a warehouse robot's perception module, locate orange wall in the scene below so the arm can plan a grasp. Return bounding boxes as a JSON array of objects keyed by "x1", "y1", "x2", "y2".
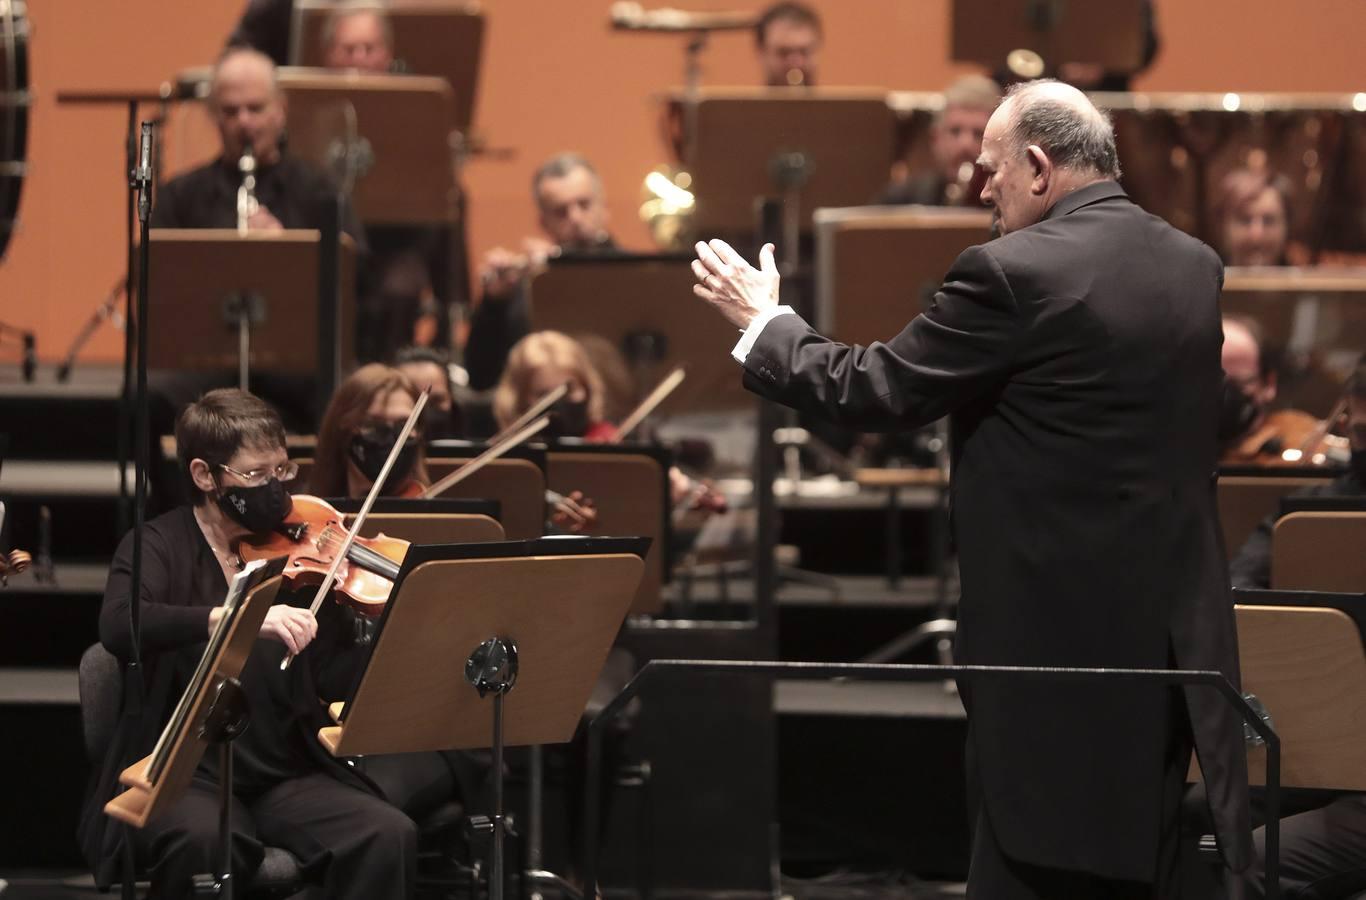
[{"x1": 3, "y1": 0, "x2": 1364, "y2": 364}]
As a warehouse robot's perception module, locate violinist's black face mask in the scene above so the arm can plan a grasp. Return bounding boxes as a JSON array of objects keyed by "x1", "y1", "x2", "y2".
[
  {"x1": 546, "y1": 397, "x2": 591, "y2": 440},
  {"x1": 348, "y1": 426, "x2": 419, "y2": 485},
  {"x1": 217, "y1": 478, "x2": 293, "y2": 533}
]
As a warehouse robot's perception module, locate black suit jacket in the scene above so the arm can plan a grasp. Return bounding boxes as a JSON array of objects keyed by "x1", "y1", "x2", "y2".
[{"x1": 741, "y1": 181, "x2": 1251, "y2": 880}]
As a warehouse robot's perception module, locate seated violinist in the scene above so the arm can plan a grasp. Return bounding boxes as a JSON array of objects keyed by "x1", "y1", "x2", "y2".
[
  {"x1": 1229, "y1": 353, "x2": 1366, "y2": 589},
  {"x1": 1219, "y1": 315, "x2": 1322, "y2": 465},
  {"x1": 494, "y1": 331, "x2": 726, "y2": 513},
  {"x1": 77, "y1": 388, "x2": 417, "y2": 899},
  {"x1": 311, "y1": 363, "x2": 429, "y2": 498}
]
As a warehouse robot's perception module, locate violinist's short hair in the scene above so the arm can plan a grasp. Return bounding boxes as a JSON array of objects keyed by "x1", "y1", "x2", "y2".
[{"x1": 176, "y1": 389, "x2": 286, "y2": 504}]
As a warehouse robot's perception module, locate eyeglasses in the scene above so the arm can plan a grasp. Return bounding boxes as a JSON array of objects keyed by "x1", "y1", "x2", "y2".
[{"x1": 217, "y1": 461, "x2": 299, "y2": 487}]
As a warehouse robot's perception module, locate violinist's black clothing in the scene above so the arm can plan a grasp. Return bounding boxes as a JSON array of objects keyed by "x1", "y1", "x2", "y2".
[
  {"x1": 78, "y1": 505, "x2": 416, "y2": 899},
  {"x1": 736, "y1": 181, "x2": 1251, "y2": 895}
]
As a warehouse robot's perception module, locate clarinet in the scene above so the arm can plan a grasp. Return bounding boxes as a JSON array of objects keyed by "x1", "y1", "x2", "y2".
[{"x1": 236, "y1": 146, "x2": 259, "y2": 235}]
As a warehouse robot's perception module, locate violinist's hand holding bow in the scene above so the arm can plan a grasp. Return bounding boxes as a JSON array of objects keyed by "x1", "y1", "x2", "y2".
[{"x1": 691, "y1": 240, "x2": 780, "y2": 330}]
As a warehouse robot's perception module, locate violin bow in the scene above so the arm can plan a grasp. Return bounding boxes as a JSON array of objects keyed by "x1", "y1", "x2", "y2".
[
  {"x1": 612, "y1": 367, "x2": 686, "y2": 442},
  {"x1": 487, "y1": 383, "x2": 567, "y2": 446},
  {"x1": 422, "y1": 416, "x2": 550, "y2": 498},
  {"x1": 282, "y1": 388, "x2": 430, "y2": 669}
]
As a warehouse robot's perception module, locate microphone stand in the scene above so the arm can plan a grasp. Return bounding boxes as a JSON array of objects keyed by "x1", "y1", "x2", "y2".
[
  {"x1": 55, "y1": 279, "x2": 126, "y2": 383},
  {"x1": 119, "y1": 120, "x2": 155, "y2": 900}
]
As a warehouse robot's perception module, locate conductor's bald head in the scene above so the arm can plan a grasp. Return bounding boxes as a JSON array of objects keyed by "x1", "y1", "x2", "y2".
[
  {"x1": 211, "y1": 47, "x2": 286, "y2": 167},
  {"x1": 977, "y1": 79, "x2": 1119, "y2": 236}
]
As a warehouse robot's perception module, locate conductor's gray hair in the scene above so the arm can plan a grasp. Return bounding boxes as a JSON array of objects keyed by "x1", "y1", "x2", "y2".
[{"x1": 1004, "y1": 79, "x2": 1121, "y2": 180}]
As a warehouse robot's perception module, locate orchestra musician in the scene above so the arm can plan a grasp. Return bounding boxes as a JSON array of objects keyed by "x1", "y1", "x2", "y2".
[
  {"x1": 692, "y1": 79, "x2": 1251, "y2": 897},
  {"x1": 465, "y1": 154, "x2": 622, "y2": 391},
  {"x1": 394, "y1": 345, "x2": 464, "y2": 441},
  {"x1": 754, "y1": 1, "x2": 822, "y2": 88},
  {"x1": 321, "y1": 1, "x2": 394, "y2": 72},
  {"x1": 876, "y1": 75, "x2": 1001, "y2": 207},
  {"x1": 151, "y1": 47, "x2": 364, "y2": 243},
  {"x1": 1216, "y1": 167, "x2": 1294, "y2": 268},
  {"x1": 1219, "y1": 314, "x2": 1323, "y2": 465},
  {"x1": 1229, "y1": 353, "x2": 1366, "y2": 590},
  {"x1": 310, "y1": 363, "x2": 430, "y2": 499},
  {"x1": 77, "y1": 389, "x2": 417, "y2": 899}
]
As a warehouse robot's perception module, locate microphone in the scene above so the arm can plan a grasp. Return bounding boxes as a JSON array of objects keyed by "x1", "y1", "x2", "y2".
[
  {"x1": 133, "y1": 121, "x2": 154, "y2": 223},
  {"x1": 610, "y1": 2, "x2": 754, "y2": 32}
]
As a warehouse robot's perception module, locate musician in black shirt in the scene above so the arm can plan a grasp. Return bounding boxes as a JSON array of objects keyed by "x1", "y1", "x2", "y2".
[{"x1": 78, "y1": 389, "x2": 415, "y2": 899}]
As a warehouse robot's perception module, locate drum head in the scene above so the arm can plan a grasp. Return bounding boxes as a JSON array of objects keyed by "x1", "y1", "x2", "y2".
[{"x1": 0, "y1": 0, "x2": 30, "y2": 264}]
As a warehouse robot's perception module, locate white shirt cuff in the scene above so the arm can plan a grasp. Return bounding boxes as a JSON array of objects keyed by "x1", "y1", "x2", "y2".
[{"x1": 730, "y1": 306, "x2": 795, "y2": 364}]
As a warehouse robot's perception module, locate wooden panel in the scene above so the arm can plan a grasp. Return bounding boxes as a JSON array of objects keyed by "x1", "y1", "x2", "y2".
[
  {"x1": 1237, "y1": 605, "x2": 1366, "y2": 790},
  {"x1": 319, "y1": 553, "x2": 643, "y2": 756},
  {"x1": 1272, "y1": 512, "x2": 1366, "y2": 592},
  {"x1": 425, "y1": 458, "x2": 545, "y2": 541},
  {"x1": 344, "y1": 512, "x2": 504, "y2": 546},
  {"x1": 547, "y1": 452, "x2": 667, "y2": 616},
  {"x1": 1217, "y1": 475, "x2": 1328, "y2": 552}
]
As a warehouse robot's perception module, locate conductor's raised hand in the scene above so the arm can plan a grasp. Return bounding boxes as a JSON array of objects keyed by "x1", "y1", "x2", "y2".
[{"x1": 691, "y1": 239, "x2": 780, "y2": 330}]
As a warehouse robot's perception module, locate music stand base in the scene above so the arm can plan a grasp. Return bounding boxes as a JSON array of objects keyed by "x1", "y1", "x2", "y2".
[{"x1": 191, "y1": 676, "x2": 250, "y2": 900}]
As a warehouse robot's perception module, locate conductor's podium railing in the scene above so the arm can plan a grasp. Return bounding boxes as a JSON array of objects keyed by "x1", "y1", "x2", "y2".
[{"x1": 584, "y1": 661, "x2": 1282, "y2": 900}]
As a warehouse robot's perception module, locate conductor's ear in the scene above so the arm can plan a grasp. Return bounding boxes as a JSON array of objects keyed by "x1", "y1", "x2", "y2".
[{"x1": 1026, "y1": 144, "x2": 1051, "y2": 194}]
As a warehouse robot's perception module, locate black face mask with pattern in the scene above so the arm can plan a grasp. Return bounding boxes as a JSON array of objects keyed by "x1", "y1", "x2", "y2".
[
  {"x1": 348, "y1": 427, "x2": 419, "y2": 486},
  {"x1": 545, "y1": 398, "x2": 591, "y2": 440},
  {"x1": 217, "y1": 478, "x2": 293, "y2": 533}
]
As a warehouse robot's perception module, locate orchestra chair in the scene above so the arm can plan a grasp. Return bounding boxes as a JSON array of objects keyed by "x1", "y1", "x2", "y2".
[
  {"x1": 1194, "y1": 591, "x2": 1366, "y2": 893},
  {"x1": 1217, "y1": 472, "x2": 1335, "y2": 552},
  {"x1": 78, "y1": 644, "x2": 305, "y2": 897},
  {"x1": 1271, "y1": 512, "x2": 1366, "y2": 592}
]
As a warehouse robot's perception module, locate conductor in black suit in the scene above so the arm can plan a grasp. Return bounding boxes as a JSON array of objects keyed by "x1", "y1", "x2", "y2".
[{"x1": 692, "y1": 80, "x2": 1252, "y2": 898}]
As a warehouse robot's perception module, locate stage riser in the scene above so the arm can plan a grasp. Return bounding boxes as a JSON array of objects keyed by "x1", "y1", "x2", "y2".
[
  {"x1": 0, "y1": 705, "x2": 89, "y2": 868},
  {"x1": 0, "y1": 593, "x2": 100, "y2": 667}
]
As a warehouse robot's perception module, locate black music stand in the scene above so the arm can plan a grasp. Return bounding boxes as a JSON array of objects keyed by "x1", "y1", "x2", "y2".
[
  {"x1": 530, "y1": 254, "x2": 751, "y2": 415},
  {"x1": 951, "y1": 0, "x2": 1146, "y2": 74},
  {"x1": 289, "y1": 0, "x2": 485, "y2": 133},
  {"x1": 146, "y1": 229, "x2": 356, "y2": 408},
  {"x1": 682, "y1": 89, "x2": 897, "y2": 238},
  {"x1": 321, "y1": 537, "x2": 650, "y2": 900}
]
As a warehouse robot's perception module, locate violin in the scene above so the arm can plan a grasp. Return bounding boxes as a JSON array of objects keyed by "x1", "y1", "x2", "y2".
[
  {"x1": 1223, "y1": 407, "x2": 1351, "y2": 467},
  {"x1": 237, "y1": 494, "x2": 409, "y2": 618}
]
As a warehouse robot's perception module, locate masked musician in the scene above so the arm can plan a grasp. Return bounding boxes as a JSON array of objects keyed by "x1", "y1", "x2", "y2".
[
  {"x1": 877, "y1": 75, "x2": 1001, "y2": 207},
  {"x1": 464, "y1": 153, "x2": 622, "y2": 391},
  {"x1": 395, "y1": 346, "x2": 464, "y2": 442},
  {"x1": 311, "y1": 364, "x2": 430, "y2": 499},
  {"x1": 78, "y1": 389, "x2": 416, "y2": 899}
]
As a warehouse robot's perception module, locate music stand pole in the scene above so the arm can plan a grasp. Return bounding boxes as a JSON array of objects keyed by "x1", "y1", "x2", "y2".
[
  {"x1": 189, "y1": 677, "x2": 251, "y2": 900},
  {"x1": 465, "y1": 637, "x2": 519, "y2": 900}
]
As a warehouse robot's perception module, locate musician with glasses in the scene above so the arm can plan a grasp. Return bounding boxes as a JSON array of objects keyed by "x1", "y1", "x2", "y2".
[{"x1": 78, "y1": 388, "x2": 417, "y2": 900}]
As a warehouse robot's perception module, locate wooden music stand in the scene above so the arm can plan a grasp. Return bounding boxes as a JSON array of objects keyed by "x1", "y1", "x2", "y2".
[
  {"x1": 319, "y1": 538, "x2": 647, "y2": 900},
  {"x1": 424, "y1": 457, "x2": 548, "y2": 541},
  {"x1": 682, "y1": 88, "x2": 897, "y2": 235},
  {"x1": 1216, "y1": 469, "x2": 1339, "y2": 551},
  {"x1": 951, "y1": 0, "x2": 1146, "y2": 72},
  {"x1": 289, "y1": 0, "x2": 484, "y2": 133},
  {"x1": 104, "y1": 561, "x2": 285, "y2": 829},
  {"x1": 530, "y1": 255, "x2": 751, "y2": 415},
  {"x1": 1227, "y1": 589, "x2": 1366, "y2": 790},
  {"x1": 812, "y1": 206, "x2": 993, "y2": 346},
  {"x1": 147, "y1": 229, "x2": 356, "y2": 389},
  {"x1": 547, "y1": 446, "x2": 672, "y2": 616},
  {"x1": 343, "y1": 511, "x2": 504, "y2": 544},
  {"x1": 278, "y1": 69, "x2": 458, "y2": 225},
  {"x1": 1271, "y1": 512, "x2": 1366, "y2": 592}
]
